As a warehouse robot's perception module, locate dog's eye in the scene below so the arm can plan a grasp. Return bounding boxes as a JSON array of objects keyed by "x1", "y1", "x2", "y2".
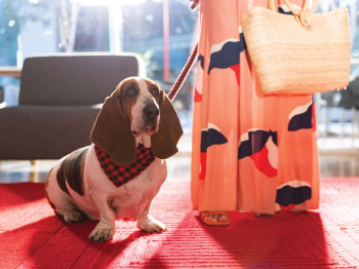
[
  {"x1": 151, "y1": 87, "x2": 159, "y2": 97},
  {"x1": 126, "y1": 88, "x2": 137, "y2": 97}
]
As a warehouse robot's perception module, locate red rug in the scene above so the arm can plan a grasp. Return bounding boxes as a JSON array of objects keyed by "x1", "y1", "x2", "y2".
[{"x1": 1, "y1": 178, "x2": 359, "y2": 268}]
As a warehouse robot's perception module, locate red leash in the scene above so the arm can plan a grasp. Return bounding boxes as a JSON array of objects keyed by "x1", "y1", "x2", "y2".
[{"x1": 167, "y1": 43, "x2": 198, "y2": 101}]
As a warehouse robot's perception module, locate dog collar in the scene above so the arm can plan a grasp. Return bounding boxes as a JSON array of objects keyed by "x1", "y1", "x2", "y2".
[{"x1": 94, "y1": 144, "x2": 155, "y2": 188}]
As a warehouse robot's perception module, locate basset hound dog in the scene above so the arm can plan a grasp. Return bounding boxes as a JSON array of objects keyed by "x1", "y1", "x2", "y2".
[{"x1": 45, "y1": 77, "x2": 183, "y2": 242}]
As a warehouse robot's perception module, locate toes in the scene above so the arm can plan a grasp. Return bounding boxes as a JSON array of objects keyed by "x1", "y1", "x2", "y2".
[
  {"x1": 218, "y1": 214, "x2": 229, "y2": 222},
  {"x1": 62, "y1": 210, "x2": 83, "y2": 223},
  {"x1": 89, "y1": 230, "x2": 98, "y2": 241},
  {"x1": 138, "y1": 218, "x2": 167, "y2": 233},
  {"x1": 202, "y1": 213, "x2": 229, "y2": 223},
  {"x1": 88, "y1": 225, "x2": 115, "y2": 242},
  {"x1": 148, "y1": 222, "x2": 167, "y2": 233},
  {"x1": 205, "y1": 214, "x2": 219, "y2": 222},
  {"x1": 89, "y1": 231, "x2": 112, "y2": 242}
]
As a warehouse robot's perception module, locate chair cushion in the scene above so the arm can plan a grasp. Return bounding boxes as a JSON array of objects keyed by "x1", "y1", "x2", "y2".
[{"x1": 0, "y1": 105, "x2": 101, "y2": 160}]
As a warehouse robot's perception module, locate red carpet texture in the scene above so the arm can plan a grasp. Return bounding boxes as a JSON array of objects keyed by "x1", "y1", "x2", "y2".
[{"x1": 0, "y1": 178, "x2": 359, "y2": 269}]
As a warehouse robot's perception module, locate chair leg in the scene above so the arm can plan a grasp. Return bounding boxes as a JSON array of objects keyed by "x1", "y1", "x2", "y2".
[
  {"x1": 29, "y1": 160, "x2": 38, "y2": 182},
  {"x1": 29, "y1": 171, "x2": 38, "y2": 183}
]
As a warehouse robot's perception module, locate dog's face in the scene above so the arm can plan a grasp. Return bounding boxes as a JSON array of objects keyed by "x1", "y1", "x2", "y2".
[
  {"x1": 118, "y1": 77, "x2": 161, "y2": 137},
  {"x1": 91, "y1": 76, "x2": 183, "y2": 165}
]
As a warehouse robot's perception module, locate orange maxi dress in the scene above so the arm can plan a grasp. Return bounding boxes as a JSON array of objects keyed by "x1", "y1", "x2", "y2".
[{"x1": 191, "y1": 0, "x2": 320, "y2": 215}]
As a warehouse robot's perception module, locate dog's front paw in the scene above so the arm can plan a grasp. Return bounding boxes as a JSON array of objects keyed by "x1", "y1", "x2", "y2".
[
  {"x1": 137, "y1": 216, "x2": 167, "y2": 233},
  {"x1": 89, "y1": 222, "x2": 115, "y2": 242}
]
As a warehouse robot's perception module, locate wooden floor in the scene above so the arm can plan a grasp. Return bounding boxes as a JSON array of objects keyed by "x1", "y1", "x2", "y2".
[{"x1": 1, "y1": 152, "x2": 359, "y2": 183}]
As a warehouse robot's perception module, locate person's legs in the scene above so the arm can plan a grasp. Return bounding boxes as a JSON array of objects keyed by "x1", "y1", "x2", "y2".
[
  {"x1": 191, "y1": 0, "x2": 319, "y2": 223},
  {"x1": 237, "y1": 0, "x2": 319, "y2": 214},
  {"x1": 191, "y1": 0, "x2": 241, "y2": 224}
]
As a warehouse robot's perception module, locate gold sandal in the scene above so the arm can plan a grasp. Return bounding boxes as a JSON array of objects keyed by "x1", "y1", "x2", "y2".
[{"x1": 200, "y1": 211, "x2": 230, "y2": 226}]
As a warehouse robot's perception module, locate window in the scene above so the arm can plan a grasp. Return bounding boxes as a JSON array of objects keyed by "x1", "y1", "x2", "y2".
[{"x1": 1, "y1": 0, "x2": 358, "y2": 152}]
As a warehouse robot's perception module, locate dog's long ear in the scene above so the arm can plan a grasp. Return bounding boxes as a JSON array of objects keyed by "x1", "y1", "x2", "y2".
[
  {"x1": 90, "y1": 83, "x2": 136, "y2": 166},
  {"x1": 151, "y1": 88, "x2": 183, "y2": 159}
]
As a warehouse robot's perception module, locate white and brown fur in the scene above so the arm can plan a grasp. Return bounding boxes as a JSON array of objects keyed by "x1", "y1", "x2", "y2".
[{"x1": 45, "y1": 77, "x2": 171, "y2": 242}]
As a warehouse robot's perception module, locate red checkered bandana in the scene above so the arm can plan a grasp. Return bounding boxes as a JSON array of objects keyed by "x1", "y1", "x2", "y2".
[{"x1": 95, "y1": 144, "x2": 155, "y2": 188}]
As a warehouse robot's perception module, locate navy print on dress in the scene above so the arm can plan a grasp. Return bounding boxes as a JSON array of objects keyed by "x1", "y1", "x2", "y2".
[
  {"x1": 198, "y1": 54, "x2": 205, "y2": 70},
  {"x1": 207, "y1": 29, "x2": 246, "y2": 85},
  {"x1": 276, "y1": 180, "x2": 312, "y2": 209},
  {"x1": 288, "y1": 102, "x2": 312, "y2": 131},
  {"x1": 199, "y1": 124, "x2": 228, "y2": 180},
  {"x1": 238, "y1": 130, "x2": 277, "y2": 159},
  {"x1": 238, "y1": 130, "x2": 278, "y2": 178}
]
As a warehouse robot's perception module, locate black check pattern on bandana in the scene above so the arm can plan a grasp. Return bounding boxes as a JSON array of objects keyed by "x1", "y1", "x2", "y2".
[{"x1": 95, "y1": 144, "x2": 155, "y2": 188}]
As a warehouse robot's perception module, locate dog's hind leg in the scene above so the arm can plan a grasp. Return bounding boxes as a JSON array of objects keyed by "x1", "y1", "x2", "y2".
[{"x1": 45, "y1": 166, "x2": 84, "y2": 224}]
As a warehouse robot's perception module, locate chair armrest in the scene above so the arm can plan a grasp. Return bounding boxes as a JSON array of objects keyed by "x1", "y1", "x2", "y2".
[{"x1": 0, "y1": 67, "x2": 22, "y2": 78}]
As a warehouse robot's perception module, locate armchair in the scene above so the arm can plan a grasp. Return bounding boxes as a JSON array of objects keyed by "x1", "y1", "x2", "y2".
[{"x1": 0, "y1": 53, "x2": 145, "y2": 160}]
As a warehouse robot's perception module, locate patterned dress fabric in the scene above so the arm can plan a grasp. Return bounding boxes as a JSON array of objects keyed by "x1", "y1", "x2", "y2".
[
  {"x1": 191, "y1": 0, "x2": 320, "y2": 214},
  {"x1": 95, "y1": 145, "x2": 155, "y2": 188}
]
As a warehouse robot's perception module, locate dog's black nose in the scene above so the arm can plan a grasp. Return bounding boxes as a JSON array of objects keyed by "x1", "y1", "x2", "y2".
[{"x1": 143, "y1": 104, "x2": 159, "y2": 119}]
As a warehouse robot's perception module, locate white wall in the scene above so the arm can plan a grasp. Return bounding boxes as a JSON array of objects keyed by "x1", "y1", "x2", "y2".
[{"x1": 19, "y1": 7, "x2": 58, "y2": 65}]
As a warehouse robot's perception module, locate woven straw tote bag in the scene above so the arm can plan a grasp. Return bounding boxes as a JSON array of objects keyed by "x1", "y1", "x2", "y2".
[{"x1": 242, "y1": 0, "x2": 351, "y2": 96}]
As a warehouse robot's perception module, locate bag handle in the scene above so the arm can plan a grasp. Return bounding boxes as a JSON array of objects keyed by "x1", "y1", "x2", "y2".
[
  {"x1": 269, "y1": 0, "x2": 319, "y2": 30},
  {"x1": 269, "y1": 0, "x2": 318, "y2": 15}
]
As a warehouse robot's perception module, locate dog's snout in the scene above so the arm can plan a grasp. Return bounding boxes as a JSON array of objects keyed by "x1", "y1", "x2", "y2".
[{"x1": 143, "y1": 104, "x2": 159, "y2": 119}]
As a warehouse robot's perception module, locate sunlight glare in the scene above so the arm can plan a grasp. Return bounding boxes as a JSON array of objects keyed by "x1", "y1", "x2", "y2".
[{"x1": 71, "y1": 0, "x2": 146, "y2": 5}]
